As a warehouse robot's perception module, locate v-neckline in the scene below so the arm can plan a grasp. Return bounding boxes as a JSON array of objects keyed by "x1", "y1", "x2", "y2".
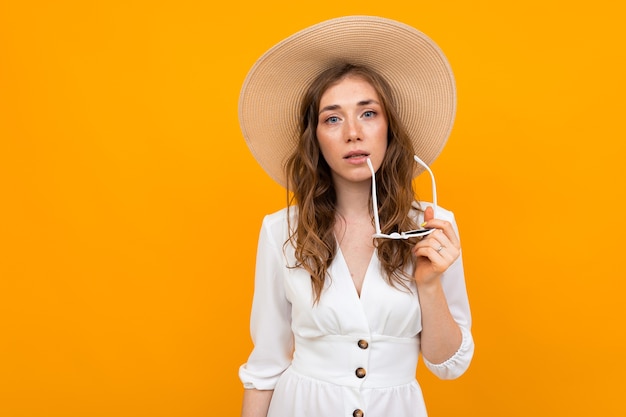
[{"x1": 336, "y1": 246, "x2": 377, "y2": 299}]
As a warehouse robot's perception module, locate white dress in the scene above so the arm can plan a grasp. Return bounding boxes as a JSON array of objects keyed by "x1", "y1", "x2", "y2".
[{"x1": 239, "y1": 204, "x2": 474, "y2": 417}]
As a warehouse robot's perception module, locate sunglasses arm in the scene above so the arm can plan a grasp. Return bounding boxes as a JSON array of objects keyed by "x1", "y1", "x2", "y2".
[
  {"x1": 366, "y1": 158, "x2": 383, "y2": 235},
  {"x1": 413, "y1": 155, "x2": 438, "y2": 218}
]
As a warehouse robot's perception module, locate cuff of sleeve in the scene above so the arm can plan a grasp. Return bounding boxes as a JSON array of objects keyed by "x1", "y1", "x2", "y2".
[
  {"x1": 423, "y1": 326, "x2": 474, "y2": 380},
  {"x1": 239, "y1": 363, "x2": 281, "y2": 390}
]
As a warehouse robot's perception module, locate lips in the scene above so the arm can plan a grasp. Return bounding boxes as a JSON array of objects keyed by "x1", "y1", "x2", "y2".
[{"x1": 343, "y1": 151, "x2": 370, "y2": 159}]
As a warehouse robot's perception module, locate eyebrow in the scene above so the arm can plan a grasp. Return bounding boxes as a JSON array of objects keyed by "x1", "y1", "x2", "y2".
[{"x1": 318, "y1": 99, "x2": 381, "y2": 115}]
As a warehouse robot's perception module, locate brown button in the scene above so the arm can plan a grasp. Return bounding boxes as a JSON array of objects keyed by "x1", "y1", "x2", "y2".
[
  {"x1": 353, "y1": 409, "x2": 364, "y2": 417},
  {"x1": 357, "y1": 339, "x2": 369, "y2": 349},
  {"x1": 355, "y1": 367, "x2": 366, "y2": 378}
]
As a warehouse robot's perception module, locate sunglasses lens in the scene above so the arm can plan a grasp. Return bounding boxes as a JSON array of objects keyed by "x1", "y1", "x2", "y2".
[{"x1": 404, "y1": 228, "x2": 434, "y2": 237}]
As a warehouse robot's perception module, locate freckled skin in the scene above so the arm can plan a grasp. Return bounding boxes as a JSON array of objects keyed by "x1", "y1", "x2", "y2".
[{"x1": 316, "y1": 76, "x2": 388, "y2": 187}]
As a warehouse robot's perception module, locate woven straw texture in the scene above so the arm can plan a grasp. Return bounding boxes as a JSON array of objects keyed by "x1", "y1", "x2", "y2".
[{"x1": 239, "y1": 15, "x2": 456, "y2": 187}]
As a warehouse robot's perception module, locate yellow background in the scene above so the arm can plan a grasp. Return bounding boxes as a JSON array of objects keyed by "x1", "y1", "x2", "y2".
[{"x1": 1, "y1": 1, "x2": 625, "y2": 416}]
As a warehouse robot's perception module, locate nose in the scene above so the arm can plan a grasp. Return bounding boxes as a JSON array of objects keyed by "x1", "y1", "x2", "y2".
[{"x1": 346, "y1": 117, "x2": 361, "y2": 142}]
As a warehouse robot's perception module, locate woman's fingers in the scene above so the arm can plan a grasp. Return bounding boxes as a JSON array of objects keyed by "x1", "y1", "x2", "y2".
[
  {"x1": 421, "y1": 217, "x2": 460, "y2": 250},
  {"x1": 413, "y1": 230, "x2": 458, "y2": 259},
  {"x1": 423, "y1": 205, "x2": 435, "y2": 223},
  {"x1": 412, "y1": 224, "x2": 460, "y2": 273},
  {"x1": 412, "y1": 211, "x2": 461, "y2": 282}
]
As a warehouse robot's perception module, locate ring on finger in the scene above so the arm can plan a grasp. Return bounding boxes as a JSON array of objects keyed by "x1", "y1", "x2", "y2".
[{"x1": 436, "y1": 245, "x2": 445, "y2": 253}]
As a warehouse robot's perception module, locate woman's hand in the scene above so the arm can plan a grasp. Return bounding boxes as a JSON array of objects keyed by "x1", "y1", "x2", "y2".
[{"x1": 412, "y1": 206, "x2": 461, "y2": 287}]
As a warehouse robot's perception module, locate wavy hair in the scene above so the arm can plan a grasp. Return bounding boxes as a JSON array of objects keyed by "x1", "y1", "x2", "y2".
[{"x1": 285, "y1": 63, "x2": 420, "y2": 303}]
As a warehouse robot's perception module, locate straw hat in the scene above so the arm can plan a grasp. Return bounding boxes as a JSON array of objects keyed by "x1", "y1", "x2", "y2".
[{"x1": 238, "y1": 15, "x2": 456, "y2": 188}]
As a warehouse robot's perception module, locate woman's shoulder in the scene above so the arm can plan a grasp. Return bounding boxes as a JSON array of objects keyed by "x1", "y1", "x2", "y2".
[
  {"x1": 262, "y1": 206, "x2": 296, "y2": 225},
  {"x1": 258, "y1": 206, "x2": 297, "y2": 241}
]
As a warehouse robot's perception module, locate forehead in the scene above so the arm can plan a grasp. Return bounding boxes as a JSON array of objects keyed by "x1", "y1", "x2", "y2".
[{"x1": 319, "y1": 75, "x2": 380, "y2": 103}]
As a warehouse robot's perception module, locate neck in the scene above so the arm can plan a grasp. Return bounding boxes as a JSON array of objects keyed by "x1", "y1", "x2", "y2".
[{"x1": 333, "y1": 178, "x2": 372, "y2": 220}]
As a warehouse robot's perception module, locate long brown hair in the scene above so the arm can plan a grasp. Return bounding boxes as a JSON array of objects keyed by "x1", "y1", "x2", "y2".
[{"x1": 285, "y1": 63, "x2": 419, "y2": 303}]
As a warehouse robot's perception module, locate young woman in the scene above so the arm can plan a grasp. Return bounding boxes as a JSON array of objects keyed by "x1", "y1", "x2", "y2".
[{"x1": 238, "y1": 16, "x2": 474, "y2": 417}]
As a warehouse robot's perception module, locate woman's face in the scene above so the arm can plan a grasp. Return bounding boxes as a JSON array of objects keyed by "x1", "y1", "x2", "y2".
[{"x1": 316, "y1": 75, "x2": 388, "y2": 187}]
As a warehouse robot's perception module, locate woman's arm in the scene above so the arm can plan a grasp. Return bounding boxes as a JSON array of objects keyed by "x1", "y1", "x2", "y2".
[
  {"x1": 415, "y1": 276, "x2": 463, "y2": 364},
  {"x1": 241, "y1": 389, "x2": 273, "y2": 417},
  {"x1": 412, "y1": 206, "x2": 473, "y2": 372},
  {"x1": 240, "y1": 213, "x2": 294, "y2": 410}
]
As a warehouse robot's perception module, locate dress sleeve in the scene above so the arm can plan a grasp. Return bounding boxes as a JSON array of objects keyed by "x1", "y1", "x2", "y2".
[
  {"x1": 238, "y1": 214, "x2": 294, "y2": 390},
  {"x1": 422, "y1": 210, "x2": 475, "y2": 380}
]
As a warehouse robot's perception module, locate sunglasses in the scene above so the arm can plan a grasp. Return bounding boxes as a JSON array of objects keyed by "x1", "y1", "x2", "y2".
[{"x1": 366, "y1": 155, "x2": 437, "y2": 239}]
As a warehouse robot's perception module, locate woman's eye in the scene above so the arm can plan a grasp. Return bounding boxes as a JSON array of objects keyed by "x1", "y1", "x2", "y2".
[
  {"x1": 363, "y1": 111, "x2": 376, "y2": 118},
  {"x1": 326, "y1": 116, "x2": 340, "y2": 124}
]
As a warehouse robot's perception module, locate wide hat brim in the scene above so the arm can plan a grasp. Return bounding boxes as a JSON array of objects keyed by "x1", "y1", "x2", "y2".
[{"x1": 239, "y1": 15, "x2": 456, "y2": 188}]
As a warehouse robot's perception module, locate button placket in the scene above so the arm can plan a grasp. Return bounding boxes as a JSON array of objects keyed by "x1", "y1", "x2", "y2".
[
  {"x1": 355, "y1": 338, "x2": 369, "y2": 379},
  {"x1": 351, "y1": 338, "x2": 370, "y2": 416}
]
